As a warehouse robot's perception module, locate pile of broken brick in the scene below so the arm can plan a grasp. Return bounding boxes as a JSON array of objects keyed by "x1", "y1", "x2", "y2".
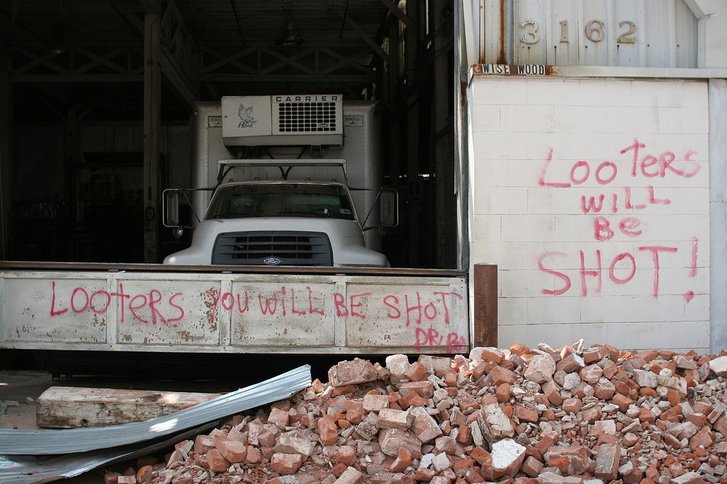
[{"x1": 107, "y1": 343, "x2": 727, "y2": 484}]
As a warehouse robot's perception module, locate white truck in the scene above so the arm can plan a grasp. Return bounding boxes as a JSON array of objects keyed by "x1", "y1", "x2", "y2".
[
  {"x1": 162, "y1": 94, "x2": 394, "y2": 268},
  {"x1": 0, "y1": 93, "x2": 471, "y2": 358}
]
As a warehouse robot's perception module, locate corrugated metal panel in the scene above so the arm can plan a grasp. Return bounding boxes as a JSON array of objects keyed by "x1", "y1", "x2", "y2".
[
  {"x1": 613, "y1": 0, "x2": 643, "y2": 67},
  {"x1": 0, "y1": 364, "x2": 311, "y2": 455},
  {"x1": 548, "y1": 0, "x2": 580, "y2": 66},
  {"x1": 0, "y1": 423, "x2": 217, "y2": 483},
  {"x1": 577, "y1": 0, "x2": 610, "y2": 66},
  {"x1": 675, "y1": 0, "x2": 698, "y2": 68},
  {"x1": 481, "y1": 0, "x2": 504, "y2": 64},
  {"x1": 644, "y1": 0, "x2": 673, "y2": 67},
  {"x1": 482, "y1": 0, "x2": 698, "y2": 67}
]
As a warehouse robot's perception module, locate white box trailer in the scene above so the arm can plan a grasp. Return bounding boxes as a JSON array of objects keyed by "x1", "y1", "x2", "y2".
[{"x1": 168, "y1": 97, "x2": 388, "y2": 267}]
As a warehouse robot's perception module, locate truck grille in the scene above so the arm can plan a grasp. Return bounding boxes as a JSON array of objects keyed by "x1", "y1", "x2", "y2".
[{"x1": 212, "y1": 231, "x2": 333, "y2": 266}]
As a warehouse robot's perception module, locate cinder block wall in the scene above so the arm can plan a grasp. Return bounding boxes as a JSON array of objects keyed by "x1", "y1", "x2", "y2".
[{"x1": 469, "y1": 77, "x2": 710, "y2": 352}]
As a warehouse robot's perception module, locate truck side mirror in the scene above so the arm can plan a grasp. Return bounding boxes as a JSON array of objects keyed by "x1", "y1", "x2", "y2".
[
  {"x1": 379, "y1": 188, "x2": 399, "y2": 228},
  {"x1": 163, "y1": 189, "x2": 181, "y2": 228},
  {"x1": 162, "y1": 189, "x2": 195, "y2": 234}
]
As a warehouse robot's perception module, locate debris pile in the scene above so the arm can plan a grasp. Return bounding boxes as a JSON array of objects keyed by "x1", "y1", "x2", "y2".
[{"x1": 107, "y1": 343, "x2": 727, "y2": 484}]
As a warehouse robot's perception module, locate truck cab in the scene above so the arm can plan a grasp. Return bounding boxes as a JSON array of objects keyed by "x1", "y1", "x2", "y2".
[
  {"x1": 164, "y1": 180, "x2": 389, "y2": 267},
  {"x1": 162, "y1": 95, "x2": 395, "y2": 268}
]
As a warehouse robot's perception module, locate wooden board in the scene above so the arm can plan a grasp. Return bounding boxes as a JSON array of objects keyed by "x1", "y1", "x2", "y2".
[{"x1": 36, "y1": 386, "x2": 222, "y2": 428}]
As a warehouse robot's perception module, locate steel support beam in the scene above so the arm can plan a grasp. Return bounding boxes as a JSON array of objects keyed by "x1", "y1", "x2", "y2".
[
  {"x1": 11, "y1": 74, "x2": 144, "y2": 83},
  {"x1": 384, "y1": 12, "x2": 401, "y2": 260},
  {"x1": 432, "y1": 0, "x2": 455, "y2": 268},
  {"x1": 333, "y1": 10, "x2": 390, "y2": 64},
  {"x1": 0, "y1": 51, "x2": 11, "y2": 259},
  {"x1": 379, "y1": 0, "x2": 415, "y2": 28},
  {"x1": 64, "y1": 105, "x2": 79, "y2": 234},
  {"x1": 159, "y1": 53, "x2": 197, "y2": 110},
  {"x1": 11, "y1": 45, "x2": 144, "y2": 81},
  {"x1": 453, "y1": 0, "x2": 470, "y2": 271},
  {"x1": 387, "y1": 12, "x2": 401, "y2": 102},
  {"x1": 130, "y1": 0, "x2": 199, "y2": 111},
  {"x1": 200, "y1": 46, "x2": 376, "y2": 84},
  {"x1": 143, "y1": 13, "x2": 161, "y2": 262},
  {"x1": 405, "y1": 0, "x2": 420, "y2": 266},
  {"x1": 200, "y1": 73, "x2": 375, "y2": 84}
]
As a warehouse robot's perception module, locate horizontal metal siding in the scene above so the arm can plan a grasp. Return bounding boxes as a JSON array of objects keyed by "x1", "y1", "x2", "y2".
[{"x1": 483, "y1": 0, "x2": 698, "y2": 67}]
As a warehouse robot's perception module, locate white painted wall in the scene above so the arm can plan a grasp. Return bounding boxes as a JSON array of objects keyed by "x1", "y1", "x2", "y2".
[{"x1": 468, "y1": 76, "x2": 711, "y2": 352}]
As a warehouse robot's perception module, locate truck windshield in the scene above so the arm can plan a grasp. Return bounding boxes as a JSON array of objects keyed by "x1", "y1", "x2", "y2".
[{"x1": 206, "y1": 184, "x2": 356, "y2": 220}]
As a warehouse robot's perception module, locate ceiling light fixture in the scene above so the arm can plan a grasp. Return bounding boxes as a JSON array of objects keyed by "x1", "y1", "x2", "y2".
[{"x1": 276, "y1": 8, "x2": 304, "y2": 47}]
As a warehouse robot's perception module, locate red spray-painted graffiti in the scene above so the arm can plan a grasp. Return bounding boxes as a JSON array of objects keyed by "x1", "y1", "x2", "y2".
[
  {"x1": 50, "y1": 282, "x2": 185, "y2": 325},
  {"x1": 414, "y1": 327, "x2": 468, "y2": 354},
  {"x1": 203, "y1": 286, "x2": 467, "y2": 353},
  {"x1": 537, "y1": 138, "x2": 701, "y2": 301},
  {"x1": 48, "y1": 282, "x2": 467, "y2": 352}
]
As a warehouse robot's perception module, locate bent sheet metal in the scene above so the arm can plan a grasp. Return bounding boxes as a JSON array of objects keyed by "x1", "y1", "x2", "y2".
[{"x1": 0, "y1": 365, "x2": 311, "y2": 481}]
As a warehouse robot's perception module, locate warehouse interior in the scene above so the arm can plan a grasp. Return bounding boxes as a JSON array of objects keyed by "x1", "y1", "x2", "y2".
[{"x1": 0, "y1": 0, "x2": 457, "y2": 269}]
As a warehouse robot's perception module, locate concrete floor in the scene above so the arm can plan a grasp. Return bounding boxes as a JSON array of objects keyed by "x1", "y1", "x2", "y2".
[{"x1": 0, "y1": 370, "x2": 54, "y2": 430}]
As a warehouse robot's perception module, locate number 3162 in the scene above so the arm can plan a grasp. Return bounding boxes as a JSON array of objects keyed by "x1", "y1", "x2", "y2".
[{"x1": 519, "y1": 20, "x2": 637, "y2": 45}]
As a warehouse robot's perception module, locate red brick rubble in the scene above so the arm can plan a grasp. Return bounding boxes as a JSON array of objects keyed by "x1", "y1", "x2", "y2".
[{"x1": 104, "y1": 343, "x2": 727, "y2": 484}]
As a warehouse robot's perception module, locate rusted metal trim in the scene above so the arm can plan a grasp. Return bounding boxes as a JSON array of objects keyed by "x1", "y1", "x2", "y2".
[
  {"x1": 470, "y1": 64, "x2": 727, "y2": 79},
  {"x1": 473, "y1": 264, "x2": 497, "y2": 347},
  {"x1": 497, "y1": 0, "x2": 506, "y2": 64}
]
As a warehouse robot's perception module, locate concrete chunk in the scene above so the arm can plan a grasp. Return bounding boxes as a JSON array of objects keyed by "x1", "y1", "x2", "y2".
[
  {"x1": 488, "y1": 438, "x2": 526, "y2": 479},
  {"x1": 634, "y1": 369, "x2": 658, "y2": 388},
  {"x1": 274, "y1": 430, "x2": 314, "y2": 457},
  {"x1": 524, "y1": 353, "x2": 556, "y2": 383},
  {"x1": 709, "y1": 355, "x2": 727, "y2": 377},
  {"x1": 386, "y1": 354, "x2": 411, "y2": 384},
  {"x1": 478, "y1": 403, "x2": 514, "y2": 443}
]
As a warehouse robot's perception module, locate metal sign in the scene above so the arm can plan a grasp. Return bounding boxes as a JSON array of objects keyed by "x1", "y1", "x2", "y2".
[{"x1": 476, "y1": 64, "x2": 548, "y2": 76}]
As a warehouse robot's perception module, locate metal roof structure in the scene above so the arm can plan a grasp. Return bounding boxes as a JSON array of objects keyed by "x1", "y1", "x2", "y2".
[
  {"x1": 1, "y1": 0, "x2": 406, "y2": 120},
  {"x1": 0, "y1": 0, "x2": 458, "y2": 269}
]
